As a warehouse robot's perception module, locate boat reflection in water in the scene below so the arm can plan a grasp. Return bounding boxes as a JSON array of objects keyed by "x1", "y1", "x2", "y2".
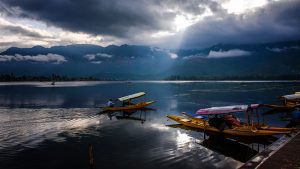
[
  {"x1": 100, "y1": 107, "x2": 156, "y2": 124},
  {"x1": 166, "y1": 123, "x2": 277, "y2": 162}
]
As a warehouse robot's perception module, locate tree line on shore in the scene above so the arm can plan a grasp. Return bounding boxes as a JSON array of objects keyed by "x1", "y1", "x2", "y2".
[
  {"x1": 0, "y1": 74, "x2": 99, "y2": 81},
  {"x1": 1, "y1": 73, "x2": 300, "y2": 81},
  {"x1": 164, "y1": 74, "x2": 300, "y2": 80}
]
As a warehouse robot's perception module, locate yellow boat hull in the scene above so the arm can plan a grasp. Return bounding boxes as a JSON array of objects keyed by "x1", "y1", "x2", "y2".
[
  {"x1": 180, "y1": 112, "x2": 296, "y2": 132},
  {"x1": 102, "y1": 101, "x2": 155, "y2": 111},
  {"x1": 166, "y1": 115, "x2": 290, "y2": 137},
  {"x1": 257, "y1": 124, "x2": 297, "y2": 132}
]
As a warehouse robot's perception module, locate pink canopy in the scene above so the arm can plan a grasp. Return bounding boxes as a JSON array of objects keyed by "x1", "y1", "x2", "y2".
[{"x1": 196, "y1": 104, "x2": 260, "y2": 115}]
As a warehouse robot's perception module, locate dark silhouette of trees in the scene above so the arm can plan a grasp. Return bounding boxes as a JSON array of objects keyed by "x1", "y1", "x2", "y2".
[
  {"x1": 0, "y1": 74, "x2": 99, "y2": 81},
  {"x1": 164, "y1": 74, "x2": 300, "y2": 81}
]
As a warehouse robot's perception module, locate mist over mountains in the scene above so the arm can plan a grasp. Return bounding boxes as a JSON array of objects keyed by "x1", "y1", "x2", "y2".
[{"x1": 0, "y1": 41, "x2": 300, "y2": 80}]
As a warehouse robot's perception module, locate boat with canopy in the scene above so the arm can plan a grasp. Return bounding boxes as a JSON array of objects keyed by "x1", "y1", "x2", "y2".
[
  {"x1": 281, "y1": 93, "x2": 300, "y2": 101},
  {"x1": 196, "y1": 104, "x2": 295, "y2": 132},
  {"x1": 166, "y1": 114, "x2": 290, "y2": 137},
  {"x1": 166, "y1": 104, "x2": 295, "y2": 137},
  {"x1": 261, "y1": 93, "x2": 300, "y2": 113}
]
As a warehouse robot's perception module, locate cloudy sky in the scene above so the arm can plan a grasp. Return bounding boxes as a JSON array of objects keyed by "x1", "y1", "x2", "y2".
[{"x1": 0, "y1": 0, "x2": 299, "y2": 51}]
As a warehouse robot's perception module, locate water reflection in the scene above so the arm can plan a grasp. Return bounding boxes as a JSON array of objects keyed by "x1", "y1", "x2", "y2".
[
  {"x1": 0, "y1": 81, "x2": 299, "y2": 169},
  {"x1": 201, "y1": 136, "x2": 258, "y2": 163},
  {"x1": 100, "y1": 106, "x2": 155, "y2": 123},
  {"x1": 0, "y1": 108, "x2": 105, "y2": 154}
]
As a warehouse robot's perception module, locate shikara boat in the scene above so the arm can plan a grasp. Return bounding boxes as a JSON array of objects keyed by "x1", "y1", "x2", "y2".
[
  {"x1": 196, "y1": 104, "x2": 297, "y2": 132},
  {"x1": 166, "y1": 114, "x2": 290, "y2": 137},
  {"x1": 101, "y1": 92, "x2": 155, "y2": 112},
  {"x1": 261, "y1": 93, "x2": 300, "y2": 114},
  {"x1": 167, "y1": 104, "x2": 295, "y2": 136},
  {"x1": 281, "y1": 93, "x2": 300, "y2": 103}
]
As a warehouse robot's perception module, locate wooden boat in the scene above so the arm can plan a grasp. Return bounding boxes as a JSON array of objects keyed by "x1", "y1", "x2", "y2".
[
  {"x1": 166, "y1": 115, "x2": 290, "y2": 137},
  {"x1": 184, "y1": 112, "x2": 296, "y2": 132},
  {"x1": 280, "y1": 93, "x2": 300, "y2": 107},
  {"x1": 260, "y1": 93, "x2": 300, "y2": 115},
  {"x1": 257, "y1": 124, "x2": 296, "y2": 132},
  {"x1": 101, "y1": 92, "x2": 155, "y2": 112},
  {"x1": 281, "y1": 93, "x2": 300, "y2": 102},
  {"x1": 102, "y1": 101, "x2": 155, "y2": 112},
  {"x1": 196, "y1": 104, "x2": 297, "y2": 132}
]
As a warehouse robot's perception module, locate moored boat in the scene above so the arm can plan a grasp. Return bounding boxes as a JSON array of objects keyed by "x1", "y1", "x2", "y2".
[
  {"x1": 166, "y1": 103, "x2": 296, "y2": 136},
  {"x1": 166, "y1": 115, "x2": 290, "y2": 137},
  {"x1": 183, "y1": 111, "x2": 295, "y2": 132},
  {"x1": 196, "y1": 104, "x2": 297, "y2": 132},
  {"x1": 280, "y1": 93, "x2": 300, "y2": 107}
]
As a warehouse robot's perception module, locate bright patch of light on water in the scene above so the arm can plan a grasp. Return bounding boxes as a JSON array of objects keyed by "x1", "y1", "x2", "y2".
[
  {"x1": 150, "y1": 123, "x2": 170, "y2": 131},
  {"x1": 0, "y1": 108, "x2": 105, "y2": 152}
]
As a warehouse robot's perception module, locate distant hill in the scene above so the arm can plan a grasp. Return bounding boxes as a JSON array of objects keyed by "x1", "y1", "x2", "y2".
[{"x1": 1, "y1": 41, "x2": 300, "y2": 80}]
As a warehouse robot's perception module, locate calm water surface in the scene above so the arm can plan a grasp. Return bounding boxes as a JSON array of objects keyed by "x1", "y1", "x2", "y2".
[{"x1": 0, "y1": 81, "x2": 299, "y2": 169}]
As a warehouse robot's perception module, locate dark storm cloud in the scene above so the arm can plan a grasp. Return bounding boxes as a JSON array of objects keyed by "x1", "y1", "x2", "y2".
[
  {"x1": 1, "y1": 0, "x2": 300, "y2": 48},
  {"x1": 0, "y1": 0, "x2": 219, "y2": 39},
  {"x1": 180, "y1": 0, "x2": 300, "y2": 48},
  {"x1": 0, "y1": 0, "x2": 177, "y2": 38}
]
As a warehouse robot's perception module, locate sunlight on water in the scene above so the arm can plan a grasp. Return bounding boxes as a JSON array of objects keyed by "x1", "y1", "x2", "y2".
[
  {"x1": 175, "y1": 130, "x2": 195, "y2": 152},
  {"x1": 150, "y1": 123, "x2": 170, "y2": 131},
  {"x1": 0, "y1": 108, "x2": 106, "y2": 153},
  {"x1": 65, "y1": 117, "x2": 100, "y2": 129}
]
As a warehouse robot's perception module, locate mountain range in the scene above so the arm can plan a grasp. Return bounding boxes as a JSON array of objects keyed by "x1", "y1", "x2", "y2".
[{"x1": 0, "y1": 41, "x2": 300, "y2": 80}]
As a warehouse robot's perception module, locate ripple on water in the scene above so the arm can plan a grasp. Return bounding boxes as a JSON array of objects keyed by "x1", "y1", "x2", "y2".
[
  {"x1": 0, "y1": 108, "x2": 107, "y2": 159},
  {"x1": 0, "y1": 108, "x2": 243, "y2": 169}
]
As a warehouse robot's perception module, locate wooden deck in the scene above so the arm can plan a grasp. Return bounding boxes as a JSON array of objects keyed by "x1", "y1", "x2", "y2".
[{"x1": 240, "y1": 131, "x2": 300, "y2": 169}]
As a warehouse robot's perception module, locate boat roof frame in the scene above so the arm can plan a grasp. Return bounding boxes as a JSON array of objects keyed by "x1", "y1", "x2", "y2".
[
  {"x1": 196, "y1": 104, "x2": 260, "y2": 115},
  {"x1": 118, "y1": 92, "x2": 146, "y2": 102}
]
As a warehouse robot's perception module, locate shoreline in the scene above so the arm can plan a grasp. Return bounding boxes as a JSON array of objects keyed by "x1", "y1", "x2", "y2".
[
  {"x1": 1, "y1": 80, "x2": 300, "y2": 87},
  {"x1": 1, "y1": 80, "x2": 300, "y2": 83}
]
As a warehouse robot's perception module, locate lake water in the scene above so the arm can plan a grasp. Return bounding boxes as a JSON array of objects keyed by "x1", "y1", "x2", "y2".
[{"x1": 0, "y1": 81, "x2": 299, "y2": 169}]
